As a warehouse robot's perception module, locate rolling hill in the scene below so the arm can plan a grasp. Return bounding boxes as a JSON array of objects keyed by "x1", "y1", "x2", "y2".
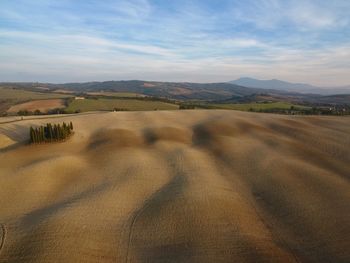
[
  {"x1": 0, "y1": 80, "x2": 321, "y2": 102},
  {"x1": 0, "y1": 110, "x2": 349, "y2": 262},
  {"x1": 54, "y1": 81, "x2": 277, "y2": 100},
  {"x1": 1, "y1": 81, "x2": 349, "y2": 116}
]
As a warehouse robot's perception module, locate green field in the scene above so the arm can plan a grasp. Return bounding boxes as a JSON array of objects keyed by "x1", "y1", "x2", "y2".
[
  {"x1": 65, "y1": 98, "x2": 179, "y2": 112},
  {"x1": 207, "y1": 102, "x2": 310, "y2": 111},
  {"x1": 0, "y1": 88, "x2": 72, "y2": 101},
  {"x1": 86, "y1": 92, "x2": 145, "y2": 98}
]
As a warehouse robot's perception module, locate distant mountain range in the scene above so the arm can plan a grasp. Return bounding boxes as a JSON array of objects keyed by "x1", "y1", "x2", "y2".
[
  {"x1": 1, "y1": 79, "x2": 349, "y2": 105},
  {"x1": 230, "y1": 77, "x2": 350, "y2": 95},
  {"x1": 0, "y1": 80, "x2": 295, "y2": 101}
]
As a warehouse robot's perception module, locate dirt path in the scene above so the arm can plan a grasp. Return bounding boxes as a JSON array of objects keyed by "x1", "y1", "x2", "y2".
[
  {"x1": 0, "y1": 224, "x2": 6, "y2": 255},
  {"x1": 124, "y1": 185, "x2": 164, "y2": 263},
  {"x1": 0, "y1": 111, "x2": 105, "y2": 125},
  {"x1": 123, "y1": 148, "x2": 187, "y2": 263}
]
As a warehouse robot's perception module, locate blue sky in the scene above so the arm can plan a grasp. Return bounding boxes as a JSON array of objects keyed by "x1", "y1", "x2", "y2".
[{"x1": 0, "y1": 0, "x2": 349, "y2": 86}]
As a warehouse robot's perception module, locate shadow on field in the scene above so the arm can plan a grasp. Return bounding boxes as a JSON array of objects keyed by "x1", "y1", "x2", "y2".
[{"x1": 143, "y1": 127, "x2": 192, "y2": 145}]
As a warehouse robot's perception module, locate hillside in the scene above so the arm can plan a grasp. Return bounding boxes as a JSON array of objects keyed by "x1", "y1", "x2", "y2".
[
  {"x1": 0, "y1": 81, "x2": 295, "y2": 101},
  {"x1": 0, "y1": 111, "x2": 349, "y2": 262},
  {"x1": 0, "y1": 87, "x2": 72, "y2": 115},
  {"x1": 230, "y1": 78, "x2": 350, "y2": 95},
  {"x1": 1, "y1": 82, "x2": 349, "y2": 117}
]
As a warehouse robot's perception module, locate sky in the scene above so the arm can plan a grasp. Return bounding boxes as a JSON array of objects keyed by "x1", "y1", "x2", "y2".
[{"x1": 0, "y1": 0, "x2": 349, "y2": 86}]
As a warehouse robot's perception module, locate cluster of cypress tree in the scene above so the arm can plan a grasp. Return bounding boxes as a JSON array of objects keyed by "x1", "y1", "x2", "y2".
[{"x1": 29, "y1": 122, "x2": 74, "y2": 143}]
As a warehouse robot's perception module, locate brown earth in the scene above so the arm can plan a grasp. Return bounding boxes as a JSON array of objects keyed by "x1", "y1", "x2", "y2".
[
  {"x1": 168, "y1": 87, "x2": 194, "y2": 95},
  {"x1": 0, "y1": 110, "x2": 349, "y2": 263},
  {"x1": 53, "y1": 89, "x2": 75, "y2": 94},
  {"x1": 7, "y1": 99, "x2": 65, "y2": 113},
  {"x1": 143, "y1": 83, "x2": 156, "y2": 88}
]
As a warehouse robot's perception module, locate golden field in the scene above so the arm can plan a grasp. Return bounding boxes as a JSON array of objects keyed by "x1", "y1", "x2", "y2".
[{"x1": 0, "y1": 110, "x2": 349, "y2": 263}]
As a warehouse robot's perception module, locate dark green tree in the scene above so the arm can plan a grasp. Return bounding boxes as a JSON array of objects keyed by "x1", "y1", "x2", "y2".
[
  {"x1": 29, "y1": 127, "x2": 35, "y2": 143},
  {"x1": 30, "y1": 122, "x2": 74, "y2": 144},
  {"x1": 40, "y1": 126, "x2": 45, "y2": 142},
  {"x1": 35, "y1": 128, "x2": 40, "y2": 143},
  {"x1": 48, "y1": 123, "x2": 53, "y2": 141},
  {"x1": 53, "y1": 124, "x2": 58, "y2": 140}
]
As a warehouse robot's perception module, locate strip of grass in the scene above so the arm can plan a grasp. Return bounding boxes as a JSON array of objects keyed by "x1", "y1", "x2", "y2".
[
  {"x1": 65, "y1": 98, "x2": 179, "y2": 112},
  {"x1": 207, "y1": 102, "x2": 310, "y2": 111},
  {"x1": 86, "y1": 92, "x2": 144, "y2": 98}
]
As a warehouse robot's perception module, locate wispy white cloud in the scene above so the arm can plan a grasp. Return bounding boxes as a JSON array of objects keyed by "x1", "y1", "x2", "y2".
[
  {"x1": 0, "y1": 30, "x2": 176, "y2": 57},
  {"x1": 1, "y1": 30, "x2": 349, "y2": 86},
  {"x1": 0, "y1": 0, "x2": 349, "y2": 85},
  {"x1": 111, "y1": 0, "x2": 152, "y2": 18},
  {"x1": 230, "y1": 0, "x2": 349, "y2": 30}
]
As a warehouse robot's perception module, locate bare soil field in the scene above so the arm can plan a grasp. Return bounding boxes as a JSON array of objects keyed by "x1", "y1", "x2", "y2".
[
  {"x1": 0, "y1": 110, "x2": 349, "y2": 263},
  {"x1": 7, "y1": 99, "x2": 65, "y2": 113}
]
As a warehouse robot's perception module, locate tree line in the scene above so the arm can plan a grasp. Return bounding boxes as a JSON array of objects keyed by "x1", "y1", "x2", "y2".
[
  {"x1": 248, "y1": 105, "x2": 350, "y2": 115},
  {"x1": 30, "y1": 122, "x2": 74, "y2": 143},
  {"x1": 18, "y1": 108, "x2": 66, "y2": 116}
]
